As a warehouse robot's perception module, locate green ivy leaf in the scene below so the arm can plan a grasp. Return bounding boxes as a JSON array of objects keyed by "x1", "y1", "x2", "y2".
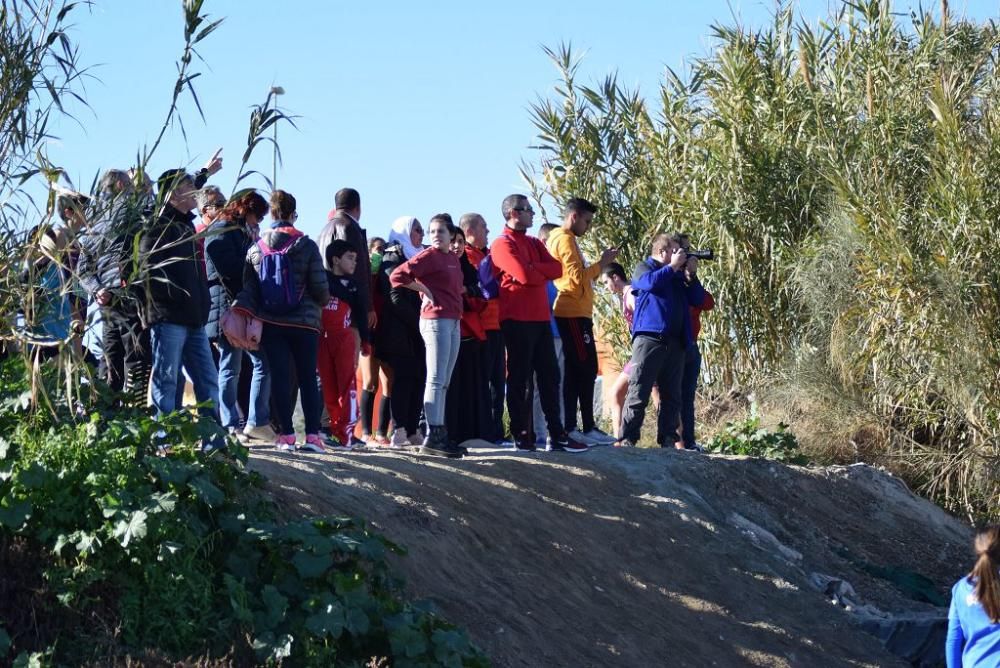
[
  {"x1": 188, "y1": 475, "x2": 224, "y2": 506},
  {"x1": 259, "y1": 585, "x2": 288, "y2": 630},
  {"x1": 0, "y1": 498, "x2": 31, "y2": 529},
  {"x1": 113, "y1": 509, "x2": 148, "y2": 547},
  {"x1": 345, "y1": 607, "x2": 370, "y2": 635},
  {"x1": 389, "y1": 623, "x2": 428, "y2": 658},
  {"x1": 16, "y1": 463, "x2": 47, "y2": 490},
  {"x1": 251, "y1": 632, "x2": 293, "y2": 661},
  {"x1": 304, "y1": 602, "x2": 345, "y2": 639},
  {"x1": 292, "y1": 552, "x2": 333, "y2": 579},
  {"x1": 12, "y1": 651, "x2": 42, "y2": 668},
  {"x1": 75, "y1": 532, "x2": 101, "y2": 556},
  {"x1": 0, "y1": 437, "x2": 11, "y2": 460},
  {"x1": 0, "y1": 625, "x2": 10, "y2": 656}
]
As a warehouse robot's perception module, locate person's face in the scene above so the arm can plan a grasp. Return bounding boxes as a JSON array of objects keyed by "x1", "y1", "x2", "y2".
[
  {"x1": 509, "y1": 201, "x2": 534, "y2": 230},
  {"x1": 370, "y1": 241, "x2": 385, "y2": 256},
  {"x1": 601, "y1": 273, "x2": 624, "y2": 295},
  {"x1": 410, "y1": 221, "x2": 424, "y2": 248},
  {"x1": 245, "y1": 211, "x2": 261, "y2": 229},
  {"x1": 451, "y1": 233, "x2": 466, "y2": 255},
  {"x1": 335, "y1": 250, "x2": 358, "y2": 275},
  {"x1": 201, "y1": 202, "x2": 221, "y2": 224},
  {"x1": 468, "y1": 217, "x2": 488, "y2": 245},
  {"x1": 656, "y1": 240, "x2": 680, "y2": 264},
  {"x1": 170, "y1": 178, "x2": 197, "y2": 212},
  {"x1": 62, "y1": 209, "x2": 86, "y2": 231},
  {"x1": 570, "y1": 210, "x2": 594, "y2": 237},
  {"x1": 428, "y1": 221, "x2": 451, "y2": 250}
]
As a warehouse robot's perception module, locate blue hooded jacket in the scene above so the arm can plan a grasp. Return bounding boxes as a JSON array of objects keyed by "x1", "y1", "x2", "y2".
[{"x1": 630, "y1": 258, "x2": 706, "y2": 345}]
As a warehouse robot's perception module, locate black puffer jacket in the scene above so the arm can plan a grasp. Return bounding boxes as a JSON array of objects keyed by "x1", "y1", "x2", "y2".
[
  {"x1": 373, "y1": 241, "x2": 423, "y2": 359},
  {"x1": 233, "y1": 225, "x2": 329, "y2": 331},
  {"x1": 138, "y1": 204, "x2": 211, "y2": 328},
  {"x1": 204, "y1": 219, "x2": 252, "y2": 339}
]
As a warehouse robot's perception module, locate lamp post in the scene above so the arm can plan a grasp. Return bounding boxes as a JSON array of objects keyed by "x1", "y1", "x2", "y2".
[{"x1": 269, "y1": 86, "x2": 285, "y2": 189}]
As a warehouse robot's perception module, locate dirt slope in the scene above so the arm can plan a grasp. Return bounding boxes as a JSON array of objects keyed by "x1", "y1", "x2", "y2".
[{"x1": 250, "y1": 444, "x2": 971, "y2": 667}]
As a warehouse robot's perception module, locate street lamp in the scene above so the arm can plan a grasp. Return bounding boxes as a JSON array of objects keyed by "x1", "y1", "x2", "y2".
[{"x1": 270, "y1": 86, "x2": 285, "y2": 189}]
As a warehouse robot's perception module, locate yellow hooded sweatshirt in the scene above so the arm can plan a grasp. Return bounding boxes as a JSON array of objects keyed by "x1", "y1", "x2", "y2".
[{"x1": 547, "y1": 227, "x2": 603, "y2": 318}]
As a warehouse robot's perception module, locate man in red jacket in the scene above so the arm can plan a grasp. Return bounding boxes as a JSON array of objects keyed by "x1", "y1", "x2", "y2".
[{"x1": 489, "y1": 194, "x2": 587, "y2": 453}]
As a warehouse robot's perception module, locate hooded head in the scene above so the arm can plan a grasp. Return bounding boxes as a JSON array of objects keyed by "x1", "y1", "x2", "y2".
[{"x1": 389, "y1": 216, "x2": 424, "y2": 259}]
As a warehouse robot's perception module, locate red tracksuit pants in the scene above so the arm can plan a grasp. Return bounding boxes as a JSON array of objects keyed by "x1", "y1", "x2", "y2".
[{"x1": 317, "y1": 328, "x2": 358, "y2": 444}]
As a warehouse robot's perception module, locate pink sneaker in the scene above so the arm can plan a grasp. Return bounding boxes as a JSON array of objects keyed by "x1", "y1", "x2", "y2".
[
  {"x1": 300, "y1": 433, "x2": 329, "y2": 454},
  {"x1": 275, "y1": 434, "x2": 297, "y2": 452}
]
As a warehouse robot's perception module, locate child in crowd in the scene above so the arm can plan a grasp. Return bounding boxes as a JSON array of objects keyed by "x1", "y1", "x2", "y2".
[
  {"x1": 390, "y1": 214, "x2": 464, "y2": 458},
  {"x1": 947, "y1": 525, "x2": 1000, "y2": 667},
  {"x1": 601, "y1": 262, "x2": 635, "y2": 438},
  {"x1": 318, "y1": 239, "x2": 370, "y2": 449},
  {"x1": 359, "y1": 236, "x2": 394, "y2": 444}
]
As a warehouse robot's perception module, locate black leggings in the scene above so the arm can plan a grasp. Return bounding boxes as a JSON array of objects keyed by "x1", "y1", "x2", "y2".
[{"x1": 382, "y1": 354, "x2": 425, "y2": 436}]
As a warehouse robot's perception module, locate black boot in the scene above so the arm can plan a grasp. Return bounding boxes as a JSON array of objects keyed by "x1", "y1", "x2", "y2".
[
  {"x1": 442, "y1": 425, "x2": 469, "y2": 456},
  {"x1": 421, "y1": 425, "x2": 462, "y2": 458}
]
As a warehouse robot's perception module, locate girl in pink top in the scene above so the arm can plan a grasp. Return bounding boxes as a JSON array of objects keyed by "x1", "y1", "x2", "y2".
[{"x1": 390, "y1": 214, "x2": 464, "y2": 457}]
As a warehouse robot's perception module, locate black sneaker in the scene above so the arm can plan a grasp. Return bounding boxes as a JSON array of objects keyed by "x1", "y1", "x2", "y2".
[
  {"x1": 421, "y1": 442, "x2": 464, "y2": 458},
  {"x1": 514, "y1": 433, "x2": 537, "y2": 452},
  {"x1": 546, "y1": 433, "x2": 588, "y2": 453}
]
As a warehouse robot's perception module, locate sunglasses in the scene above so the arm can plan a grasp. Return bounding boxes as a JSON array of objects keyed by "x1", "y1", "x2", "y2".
[{"x1": 512, "y1": 206, "x2": 534, "y2": 214}]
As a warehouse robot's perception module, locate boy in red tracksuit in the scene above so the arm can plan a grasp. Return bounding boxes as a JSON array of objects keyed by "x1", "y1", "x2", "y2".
[{"x1": 319, "y1": 239, "x2": 370, "y2": 448}]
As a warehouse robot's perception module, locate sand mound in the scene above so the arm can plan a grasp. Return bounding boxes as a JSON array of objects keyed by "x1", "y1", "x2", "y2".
[{"x1": 250, "y1": 444, "x2": 970, "y2": 667}]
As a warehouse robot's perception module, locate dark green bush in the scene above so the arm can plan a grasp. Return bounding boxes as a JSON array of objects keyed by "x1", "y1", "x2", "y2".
[{"x1": 0, "y1": 361, "x2": 488, "y2": 666}]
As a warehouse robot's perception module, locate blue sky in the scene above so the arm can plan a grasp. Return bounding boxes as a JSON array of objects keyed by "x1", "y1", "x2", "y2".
[{"x1": 45, "y1": 0, "x2": 996, "y2": 242}]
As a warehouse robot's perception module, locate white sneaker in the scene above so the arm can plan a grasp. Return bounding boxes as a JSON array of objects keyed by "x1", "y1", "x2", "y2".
[
  {"x1": 390, "y1": 429, "x2": 409, "y2": 448},
  {"x1": 583, "y1": 428, "x2": 617, "y2": 446},
  {"x1": 242, "y1": 424, "x2": 277, "y2": 443},
  {"x1": 568, "y1": 430, "x2": 597, "y2": 446}
]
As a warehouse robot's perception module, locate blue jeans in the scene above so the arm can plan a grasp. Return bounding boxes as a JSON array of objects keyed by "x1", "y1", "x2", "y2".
[
  {"x1": 419, "y1": 318, "x2": 460, "y2": 426},
  {"x1": 261, "y1": 324, "x2": 321, "y2": 436},
  {"x1": 150, "y1": 322, "x2": 221, "y2": 423},
  {"x1": 680, "y1": 342, "x2": 702, "y2": 447},
  {"x1": 217, "y1": 335, "x2": 271, "y2": 429}
]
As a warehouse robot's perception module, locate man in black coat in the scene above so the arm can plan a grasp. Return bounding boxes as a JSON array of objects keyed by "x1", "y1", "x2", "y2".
[
  {"x1": 317, "y1": 188, "x2": 374, "y2": 333},
  {"x1": 140, "y1": 169, "x2": 223, "y2": 447}
]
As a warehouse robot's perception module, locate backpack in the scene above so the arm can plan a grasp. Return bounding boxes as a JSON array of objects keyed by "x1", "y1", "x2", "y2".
[
  {"x1": 257, "y1": 236, "x2": 303, "y2": 314},
  {"x1": 477, "y1": 253, "x2": 500, "y2": 300}
]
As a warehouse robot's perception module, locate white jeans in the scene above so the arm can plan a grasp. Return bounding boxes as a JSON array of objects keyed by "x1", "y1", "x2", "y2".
[{"x1": 419, "y1": 318, "x2": 460, "y2": 426}]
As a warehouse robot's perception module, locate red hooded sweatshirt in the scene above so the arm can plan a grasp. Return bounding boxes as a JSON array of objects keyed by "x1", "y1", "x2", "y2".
[{"x1": 489, "y1": 226, "x2": 563, "y2": 323}]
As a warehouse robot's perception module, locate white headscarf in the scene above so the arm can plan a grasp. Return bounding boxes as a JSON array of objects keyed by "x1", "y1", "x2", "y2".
[{"x1": 389, "y1": 216, "x2": 423, "y2": 259}]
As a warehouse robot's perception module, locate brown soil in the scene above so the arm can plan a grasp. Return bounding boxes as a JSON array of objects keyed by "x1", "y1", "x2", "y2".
[{"x1": 251, "y1": 443, "x2": 970, "y2": 668}]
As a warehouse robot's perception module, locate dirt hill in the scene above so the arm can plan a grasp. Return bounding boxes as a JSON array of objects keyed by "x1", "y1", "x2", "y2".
[{"x1": 250, "y1": 444, "x2": 971, "y2": 667}]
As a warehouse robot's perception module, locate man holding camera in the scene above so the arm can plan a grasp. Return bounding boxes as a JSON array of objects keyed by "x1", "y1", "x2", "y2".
[{"x1": 616, "y1": 233, "x2": 708, "y2": 448}]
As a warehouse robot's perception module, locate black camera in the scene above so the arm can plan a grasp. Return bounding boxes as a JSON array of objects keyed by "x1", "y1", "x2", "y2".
[{"x1": 685, "y1": 248, "x2": 714, "y2": 261}]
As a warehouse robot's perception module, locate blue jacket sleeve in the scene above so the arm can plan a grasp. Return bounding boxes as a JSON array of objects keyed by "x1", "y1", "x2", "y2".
[
  {"x1": 945, "y1": 592, "x2": 964, "y2": 668},
  {"x1": 632, "y1": 263, "x2": 680, "y2": 298}
]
